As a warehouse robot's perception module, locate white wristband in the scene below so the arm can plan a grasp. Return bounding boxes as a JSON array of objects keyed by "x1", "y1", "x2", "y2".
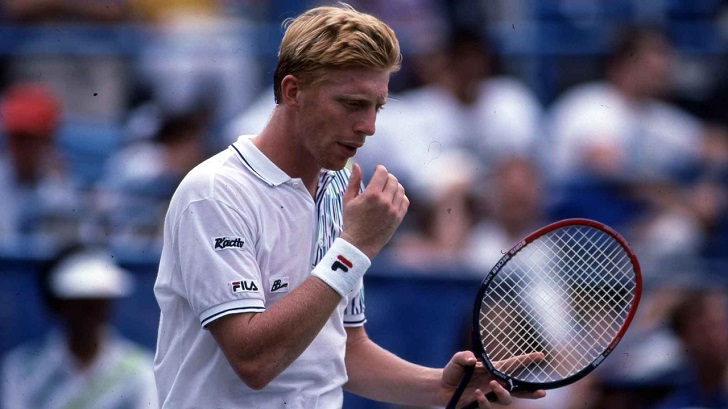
[{"x1": 312, "y1": 238, "x2": 371, "y2": 297}]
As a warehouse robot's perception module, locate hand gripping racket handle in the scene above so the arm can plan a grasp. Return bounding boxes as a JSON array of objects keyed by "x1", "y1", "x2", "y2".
[
  {"x1": 445, "y1": 363, "x2": 500, "y2": 409},
  {"x1": 445, "y1": 364, "x2": 473, "y2": 409},
  {"x1": 447, "y1": 364, "x2": 483, "y2": 409}
]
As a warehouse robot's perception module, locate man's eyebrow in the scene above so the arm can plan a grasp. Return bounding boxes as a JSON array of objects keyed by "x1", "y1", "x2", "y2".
[{"x1": 341, "y1": 94, "x2": 389, "y2": 106}]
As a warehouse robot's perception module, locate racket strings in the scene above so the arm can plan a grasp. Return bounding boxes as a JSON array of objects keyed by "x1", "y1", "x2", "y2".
[{"x1": 479, "y1": 226, "x2": 637, "y2": 383}]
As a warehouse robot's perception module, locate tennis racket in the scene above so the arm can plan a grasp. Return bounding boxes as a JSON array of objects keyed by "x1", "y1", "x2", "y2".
[{"x1": 446, "y1": 218, "x2": 641, "y2": 409}]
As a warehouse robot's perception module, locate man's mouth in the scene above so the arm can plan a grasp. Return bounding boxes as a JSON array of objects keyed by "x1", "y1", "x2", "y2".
[{"x1": 339, "y1": 142, "x2": 362, "y2": 155}]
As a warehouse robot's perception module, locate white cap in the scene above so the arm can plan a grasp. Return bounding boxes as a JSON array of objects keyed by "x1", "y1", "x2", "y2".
[{"x1": 49, "y1": 250, "x2": 135, "y2": 299}]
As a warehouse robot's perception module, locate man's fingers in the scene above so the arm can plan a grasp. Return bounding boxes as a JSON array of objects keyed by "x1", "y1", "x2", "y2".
[
  {"x1": 383, "y1": 173, "x2": 399, "y2": 196},
  {"x1": 394, "y1": 184, "x2": 409, "y2": 213},
  {"x1": 470, "y1": 389, "x2": 490, "y2": 409},
  {"x1": 382, "y1": 173, "x2": 405, "y2": 204},
  {"x1": 467, "y1": 382, "x2": 510, "y2": 409},
  {"x1": 495, "y1": 352, "x2": 545, "y2": 373},
  {"x1": 344, "y1": 162, "x2": 362, "y2": 204},
  {"x1": 365, "y1": 165, "x2": 389, "y2": 192},
  {"x1": 453, "y1": 351, "x2": 478, "y2": 368},
  {"x1": 484, "y1": 381, "x2": 511, "y2": 406},
  {"x1": 362, "y1": 165, "x2": 408, "y2": 210},
  {"x1": 512, "y1": 389, "x2": 547, "y2": 400}
]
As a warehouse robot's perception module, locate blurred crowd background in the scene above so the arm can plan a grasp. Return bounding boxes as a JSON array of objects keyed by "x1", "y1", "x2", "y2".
[{"x1": 1, "y1": 0, "x2": 728, "y2": 408}]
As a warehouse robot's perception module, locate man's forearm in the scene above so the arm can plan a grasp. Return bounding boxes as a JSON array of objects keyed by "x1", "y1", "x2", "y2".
[
  {"x1": 209, "y1": 276, "x2": 342, "y2": 389},
  {"x1": 344, "y1": 327, "x2": 444, "y2": 406}
]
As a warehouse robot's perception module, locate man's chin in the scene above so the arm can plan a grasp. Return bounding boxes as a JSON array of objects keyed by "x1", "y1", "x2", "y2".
[{"x1": 322, "y1": 159, "x2": 350, "y2": 172}]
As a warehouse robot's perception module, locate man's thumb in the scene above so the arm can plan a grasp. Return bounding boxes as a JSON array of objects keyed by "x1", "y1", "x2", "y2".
[{"x1": 344, "y1": 162, "x2": 362, "y2": 203}]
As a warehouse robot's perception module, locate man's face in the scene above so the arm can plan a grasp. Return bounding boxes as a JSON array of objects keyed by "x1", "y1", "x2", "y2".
[
  {"x1": 683, "y1": 293, "x2": 728, "y2": 367},
  {"x1": 293, "y1": 67, "x2": 390, "y2": 171},
  {"x1": 56, "y1": 298, "x2": 112, "y2": 337},
  {"x1": 7, "y1": 131, "x2": 53, "y2": 182},
  {"x1": 629, "y1": 36, "x2": 673, "y2": 98}
]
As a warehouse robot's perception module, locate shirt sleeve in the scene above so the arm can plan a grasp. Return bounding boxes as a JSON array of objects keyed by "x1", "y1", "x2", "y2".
[{"x1": 173, "y1": 198, "x2": 266, "y2": 327}]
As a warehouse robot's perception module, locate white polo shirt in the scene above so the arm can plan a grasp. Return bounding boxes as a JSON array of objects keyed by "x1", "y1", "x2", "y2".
[{"x1": 153, "y1": 135, "x2": 366, "y2": 409}]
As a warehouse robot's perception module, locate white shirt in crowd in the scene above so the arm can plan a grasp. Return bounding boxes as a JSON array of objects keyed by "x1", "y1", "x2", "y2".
[{"x1": 1, "y1": 328, "x2": 157, "y2": 409}]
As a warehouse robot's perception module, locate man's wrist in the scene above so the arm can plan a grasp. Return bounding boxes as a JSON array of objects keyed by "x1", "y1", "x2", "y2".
[{"x1": 311, "y1": 238, "x2": 371, "y2": 297}]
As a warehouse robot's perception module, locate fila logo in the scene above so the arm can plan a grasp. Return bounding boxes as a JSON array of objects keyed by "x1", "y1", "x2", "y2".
[
  {"x1": 215, "y1": 237, "x2": 244, "y2": 250},
  {"x1": 331, "y1": 255, "x2": 353, "y2": 273},
  {"x1": 231, "y1": 280, "x2": 258, "y2": 293},
  {"x1": 270, "y1": 277, "x2": 290, "y2": 293}
]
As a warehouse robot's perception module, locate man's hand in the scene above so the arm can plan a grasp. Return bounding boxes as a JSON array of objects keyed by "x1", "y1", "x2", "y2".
[
  {"x1": 341, "y1": 163, "x2": 409, "y2": 259},
  {"x1": 439, "y1": 351, "x2": 546, "y2": 408}
]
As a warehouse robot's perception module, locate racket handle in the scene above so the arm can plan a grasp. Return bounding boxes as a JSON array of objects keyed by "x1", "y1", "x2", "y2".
[
  {"x1": 460, "y1": 391, "x2": 497, "y2": 409},
  {"x1": 445, "y1": 364, "x2": 474, "y2": 409}
]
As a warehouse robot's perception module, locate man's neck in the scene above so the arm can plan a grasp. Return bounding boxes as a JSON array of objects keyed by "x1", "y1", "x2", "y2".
[{"x1": 252, "y1": 113, "x2": 321, "y2": 197}]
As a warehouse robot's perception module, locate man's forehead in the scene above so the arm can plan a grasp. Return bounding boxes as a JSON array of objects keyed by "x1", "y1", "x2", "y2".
[{"x1": 319, "y1": 67, "x2": 390, "y2": 92}]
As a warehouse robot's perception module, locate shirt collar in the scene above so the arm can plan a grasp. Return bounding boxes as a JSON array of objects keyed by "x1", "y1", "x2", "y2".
[
  {"x1": 231, "y1": 135, "x2": 291, "y2": 186},
  {"x1": 231, "y1": 135, "x2": 337, "y2": 189}
]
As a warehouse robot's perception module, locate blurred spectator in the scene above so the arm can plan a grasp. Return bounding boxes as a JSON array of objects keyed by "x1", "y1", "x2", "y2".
[
  {"x1": 0, "y1": 244, "x2": 157, "y2": 409},
  {"x1": 546, "y1": 26, "x2": 702, "y2": 185},
  {"x1": 96, "y1": 109, "x2": 209, "y2": 251},
  {"x1": 544, "y1": 26, "x2": 723, "y2": 263},
  {"x1": 385, "y1": 153, "x2": 546, "y2": 277},
  {"x1": 385, "y1": 149, "x2": 481, "y2": 274},
  {"x1": 132, "y1": 0, "x2": 261, "y2": 148},
  {"x1": 2, "y1": 0, "x2": 133, "y2": 121},
  {"x1": 652, "y1": 287, "x2": 728, "y2": 409},
  {"x1": 464, "y1": 156, "x2": 547, "y2": 271},
  {"x1": 224, "y1": 84, "x2": 275, "y2": 142},
  {"x1": 0, "y1": 82, "x2": 86, "y2": 253},
  {"x1": 690, "y1": 75, "x2": 728, "y2": 260},
  {"x1": 357, "y1": 27, "x2": 543, "y2": 192}
]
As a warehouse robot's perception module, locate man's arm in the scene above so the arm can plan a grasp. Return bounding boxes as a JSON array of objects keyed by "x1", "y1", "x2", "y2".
[
  {"x1": 208, "y1": 276, "x2": 341, "y2": 389},
  {"x1": 343, "y1": 325, "x2": 443, "y2": 404},
  {"x1": 344, "y1": 326, "x2": 546, "y2": 408}
]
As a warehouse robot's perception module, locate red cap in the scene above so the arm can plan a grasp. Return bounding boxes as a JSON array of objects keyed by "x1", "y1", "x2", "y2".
[{"x1": 0, "y1": 82, "x2": 61, "y2": 138}]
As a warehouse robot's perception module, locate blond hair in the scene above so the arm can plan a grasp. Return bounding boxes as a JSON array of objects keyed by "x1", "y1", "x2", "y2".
[{"x1": 273, "y1": 3, "x2": 401, "y2": 103}]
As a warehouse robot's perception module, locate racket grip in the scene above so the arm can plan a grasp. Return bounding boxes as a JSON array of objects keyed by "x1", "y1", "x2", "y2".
[{"x1": 445, "y1": 364, "x2": 475, "y2": 409}]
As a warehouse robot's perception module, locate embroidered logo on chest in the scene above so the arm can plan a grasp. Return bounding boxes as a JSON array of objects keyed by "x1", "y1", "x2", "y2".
[
  {"x1": 269, "y1": 277, "x2": 290, "y2": 293},
  {"x1": 214, "y1": 237, "x2": 244, "y2": 250},
  {"x1": 230, "y1": 280, "x2": 259, "y2": 293}
]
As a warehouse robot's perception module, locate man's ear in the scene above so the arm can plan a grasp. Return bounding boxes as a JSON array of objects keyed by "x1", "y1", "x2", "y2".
[{"x1": 280, "y1": 74, "x2": 301, "y2": 107}]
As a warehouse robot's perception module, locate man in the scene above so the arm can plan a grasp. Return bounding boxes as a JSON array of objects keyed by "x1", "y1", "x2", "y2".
[
  {"x1": 153, "y1": 4, "x2": 545, "y2": 408},
  {"x1": 1, "y1": 245, "x2": 158, "y2": 409},
  {"x1": 544, "y1": 27, "x2": 710, "y2": 260},
  {"x1": 654, "y1": 288, "x2": 728, "y2": 409},
  {"x1": 0, "y1": 81, "x2": 85, "y2": 250}
]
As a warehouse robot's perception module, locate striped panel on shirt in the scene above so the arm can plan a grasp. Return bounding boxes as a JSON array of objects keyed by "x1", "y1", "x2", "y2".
[
  {"x1": 312, "y1": 169, "x2": 366, "y2": 322},
  {"x1": 312, "y1": 170, "x2": 347, "y2": 265}
]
